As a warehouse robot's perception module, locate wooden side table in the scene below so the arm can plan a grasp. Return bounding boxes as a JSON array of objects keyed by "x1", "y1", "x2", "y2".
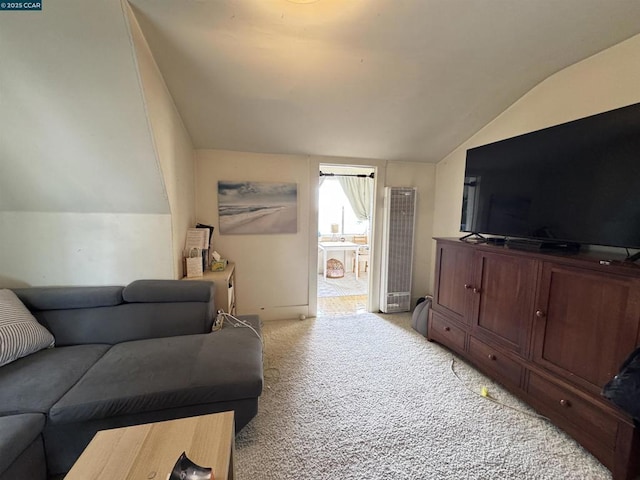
[
  {"x1": 184, "y1": 262, "x2": 236, "y2": 315},
  {"x1": 65, "y1": 411, "x2": 235, "y2": 480}
]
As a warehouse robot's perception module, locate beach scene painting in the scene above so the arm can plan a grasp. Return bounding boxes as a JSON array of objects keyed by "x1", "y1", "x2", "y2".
[{"x1": 218, "y1": 181, "x2": 298, "y2": 234}]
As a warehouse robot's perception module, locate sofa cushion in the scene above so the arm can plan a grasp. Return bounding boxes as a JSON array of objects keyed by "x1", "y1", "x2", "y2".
[
  {"x1": 13, "y1": 286, "x2": 124, "y2": 311},
  {"x1": 34, "y1": 303, "x2": 214, "y2": 347},
  {"x1": 49, "y1": 326, "x2": 263, "y2": 425},
  {"x1": 123, "y1": 280, "x2": 214, "y2": 303},
  {"x1": 13, "y1": 282, "x2": 215, "y2": 346},
  {"x1": 0, "y1": 344, "x2": 110, "y2": 415},
  {"x1": 0, "y1": 413, "x2": 45, "y2": 476},
  {"x1": 0, "y1": 289, "x2": 55, "y2": 367}
]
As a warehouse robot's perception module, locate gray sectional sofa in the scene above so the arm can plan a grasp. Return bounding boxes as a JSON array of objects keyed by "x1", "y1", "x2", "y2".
[{"x1": 0, "y1": 280, "x2": 263, "y2": 479}]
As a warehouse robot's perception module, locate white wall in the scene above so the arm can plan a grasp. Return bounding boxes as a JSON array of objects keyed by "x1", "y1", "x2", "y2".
[
  {"x1": 432, "y1": 33, "x2": 640, "y2": 275},
  {"x1": 195, "y1": 150, "x2": 312, "y2": 320},
  {"x1": 0, "y1": 0, "x2": 196, "y2": 287},
  {"x1": 0, "y1": 212, "x2": 173, "y2": 288},
  {"x1": 0, "y1": 0, "x2": 168, "y2": 214},
  {"x1": 195, "y1": 150, "x2": 436, "y2": 319},
  {"x1": 127, "y1": 4, "x2": 196, "y2": 278}
]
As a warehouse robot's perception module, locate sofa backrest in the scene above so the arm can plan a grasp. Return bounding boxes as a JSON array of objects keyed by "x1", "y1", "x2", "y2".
[{"x1": 13, "y1": 280, "x2": 215, "y2": 346}]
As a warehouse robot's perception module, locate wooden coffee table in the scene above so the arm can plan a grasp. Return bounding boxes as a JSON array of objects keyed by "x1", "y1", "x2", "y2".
[{"x1": 65, "y1": 411, "x2": 235, "y2": 480}]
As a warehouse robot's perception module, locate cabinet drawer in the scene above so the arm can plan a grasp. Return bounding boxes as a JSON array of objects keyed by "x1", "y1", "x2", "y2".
[
  {"x1": 429, "y1": 312, "x2": 465, "y2": 352},
  {"x1": 527, "y1": 372, "x2": 618, "y2": 450},
  {"x1": 468, "y1": 336, "x2": 523, "y2": 388}
]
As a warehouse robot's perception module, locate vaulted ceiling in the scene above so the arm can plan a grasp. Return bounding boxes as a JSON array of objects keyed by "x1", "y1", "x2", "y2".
[
  {"x1": 1, "y1": 1, "x2": 639, "y2": 215},
  {"x1": 129, "y1": 0, "x2": 640, "y2": 162}
]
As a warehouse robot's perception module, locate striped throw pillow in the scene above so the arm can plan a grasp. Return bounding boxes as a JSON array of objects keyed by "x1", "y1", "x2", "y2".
[{"x1": 0, "y1": 289, "x2": 55, "y2": 367}]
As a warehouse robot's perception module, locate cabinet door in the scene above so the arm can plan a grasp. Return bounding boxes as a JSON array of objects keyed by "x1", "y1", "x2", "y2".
[
  {"x1": 532, "y1": 263, "x2": 640, "y2": 394},
  {"x1": 470, "y1": 251, "x2": 538, "y2": 355},
  {"x1": 433, "y1": 242, "x2": 473, "y2": 325}
]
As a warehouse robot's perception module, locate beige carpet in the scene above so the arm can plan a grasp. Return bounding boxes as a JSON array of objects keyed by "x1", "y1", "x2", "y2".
[{"x1": 235, "y1": 312, "x2": 611, "y2": 479}]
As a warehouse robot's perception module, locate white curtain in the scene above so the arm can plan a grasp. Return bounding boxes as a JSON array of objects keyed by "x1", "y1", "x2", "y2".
[{"x1": 337, "y1": 176, "x2": 373, "y2": 222}]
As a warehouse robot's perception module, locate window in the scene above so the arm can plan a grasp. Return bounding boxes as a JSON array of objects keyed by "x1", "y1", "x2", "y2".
[{"x1": 318, "y1": 179, "x2": 369, "y2": 235}]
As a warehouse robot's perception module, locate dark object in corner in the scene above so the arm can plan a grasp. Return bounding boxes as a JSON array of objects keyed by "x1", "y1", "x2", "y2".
[
  {"x1": 602, "y1": 346, "x2": 640, "y2": 422},
  {"x1": 169, "y1": 451, "x2": 212, "y2": 480},
  {"x1": 411, "y1": 296, "x2": 432, "y2": 337}
]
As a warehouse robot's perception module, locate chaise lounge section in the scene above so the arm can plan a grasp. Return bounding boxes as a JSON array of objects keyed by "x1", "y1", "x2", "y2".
[{"x1": 0, "y1": 280, "x2": 263, "y2": 478}]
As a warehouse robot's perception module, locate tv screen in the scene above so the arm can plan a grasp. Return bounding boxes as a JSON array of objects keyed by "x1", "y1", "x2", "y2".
[{"x1": 461, "y1": 102, "x2": 640, "y2": 249}]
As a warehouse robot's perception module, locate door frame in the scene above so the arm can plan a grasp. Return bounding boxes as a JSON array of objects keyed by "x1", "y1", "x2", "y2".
[{"x1": 308, "y1": 159, "x2": 387, "y2": 316}]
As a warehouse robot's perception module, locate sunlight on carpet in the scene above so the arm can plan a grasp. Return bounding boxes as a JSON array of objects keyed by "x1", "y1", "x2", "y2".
[
  {"x1": 317, "y1": 295, "x2": 368, "y2": 315},
  {"x1": 317, "y1": 272, "x2": 368, "y2": 297}
]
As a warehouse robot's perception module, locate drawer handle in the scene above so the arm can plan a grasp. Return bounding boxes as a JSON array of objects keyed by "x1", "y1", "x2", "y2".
[
  {"x1": 488, "y1": 354, "x2": 497, "y2": 361},
  {"x1": 473, "y1": 288, "x2": 481, "y2": 294},
  {"x1": 444, "y1": 326, "x2": 451, "y2": 332},
  {"x1": 535, "y1": 310, "x2": 546, "y2": 318},
  {"x1": 559, "y1": 399, "x2": 571, "y2": 408},
  {"x1": 464, "y1": 284, "x2": 473, "y2": 290}
]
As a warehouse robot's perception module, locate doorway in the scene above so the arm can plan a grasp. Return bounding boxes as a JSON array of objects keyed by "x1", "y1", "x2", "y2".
[{"x1": 317, "y1": 165, "x2": 374, "y2": 315}]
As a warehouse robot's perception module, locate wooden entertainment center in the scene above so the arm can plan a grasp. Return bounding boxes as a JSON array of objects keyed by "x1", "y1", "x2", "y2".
[{"x1": 429, "y1": 238, "x2": 640, "y2": 479}]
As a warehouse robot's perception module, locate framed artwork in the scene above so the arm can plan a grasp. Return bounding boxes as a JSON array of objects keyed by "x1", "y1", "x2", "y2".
[{"x1": 217, "y1": 181, "x2": 298, "y2": 234}]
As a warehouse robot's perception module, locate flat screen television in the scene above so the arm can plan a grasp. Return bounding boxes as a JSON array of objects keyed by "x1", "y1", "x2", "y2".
[{"x1": 460, "y1": 101, "x2": 640, "y2": 251}]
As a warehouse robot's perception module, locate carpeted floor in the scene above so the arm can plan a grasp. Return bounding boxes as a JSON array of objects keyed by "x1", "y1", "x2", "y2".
[{"x1": 235, "y1": 312, "x2": 611, "y2": 479}]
